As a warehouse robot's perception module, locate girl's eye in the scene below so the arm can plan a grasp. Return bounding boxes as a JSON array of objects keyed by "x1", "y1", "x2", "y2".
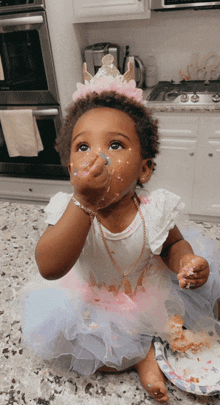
[
  {"x1": 109, "y1": 142, "x2": 123, "y2": 150},
  {"x1": 78, "y1": 144, "x2": 90, "y2": 152}
]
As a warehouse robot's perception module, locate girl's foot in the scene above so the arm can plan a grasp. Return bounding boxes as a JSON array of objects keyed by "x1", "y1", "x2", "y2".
[{"x1": 135, "y1": 344, "x2": 169, "y2": 403}]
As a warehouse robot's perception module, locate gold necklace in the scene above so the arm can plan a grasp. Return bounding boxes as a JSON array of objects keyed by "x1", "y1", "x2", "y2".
[{"x1": 96, "y1": 195, "x2": 146, "y2": 292}]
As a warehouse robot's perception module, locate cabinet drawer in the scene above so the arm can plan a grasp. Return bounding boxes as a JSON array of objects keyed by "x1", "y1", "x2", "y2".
[{"x1": 0, "y1": 177, "x2": 72, "y2": 203}]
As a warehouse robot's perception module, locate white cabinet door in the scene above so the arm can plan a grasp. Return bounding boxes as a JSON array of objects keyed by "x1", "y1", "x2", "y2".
[
  {"x1": 192, "y1": 116, "x2": 220, "y2": 217},
  {"x1": 73, "y1": 0, "x2": 150, "y2": 22},
  {"x1": 148, "y1": 114, "x2": 199, "y2": 213}
]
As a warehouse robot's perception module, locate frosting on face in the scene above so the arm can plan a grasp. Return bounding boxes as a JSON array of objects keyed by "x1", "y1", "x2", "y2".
[{"x1": 68, "y1": 108, "x2": 152, "y2": 209}]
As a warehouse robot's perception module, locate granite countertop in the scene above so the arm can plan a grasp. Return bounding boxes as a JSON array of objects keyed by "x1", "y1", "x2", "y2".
[
  {"x1": 1, "y1": 200, "x2": 220, "y2": 405},
  {"x1": 145, "y1": 102, "x2": 220, "y2": 113}
]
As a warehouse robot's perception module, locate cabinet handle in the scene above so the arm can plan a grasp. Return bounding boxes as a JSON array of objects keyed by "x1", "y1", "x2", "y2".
[
  {"x1": 208, "y1": 153, "x2": 213, "y2": 157},
  {"x1": 189, "y1": 152, "x2": 194, "y2": 156}
]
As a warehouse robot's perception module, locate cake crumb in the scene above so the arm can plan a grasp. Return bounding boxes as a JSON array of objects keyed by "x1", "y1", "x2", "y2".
[{"x1": 166, "y1": 315, "x2": 210, "y2": 354}]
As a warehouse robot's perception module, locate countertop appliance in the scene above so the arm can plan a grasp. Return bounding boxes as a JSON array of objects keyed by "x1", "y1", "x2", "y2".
[
  {"x1": 146, "y1": 80, "x2": 220, "y2": 105},
  {"x1": 84, "y1": 42, "x2": 119, "y2": 76},
  {"x1": 150, "y1": 0, "x2": 220, "y2": 9},
  {"x1": 122, "y1": 46, "x2": 145, "y2": 89}
]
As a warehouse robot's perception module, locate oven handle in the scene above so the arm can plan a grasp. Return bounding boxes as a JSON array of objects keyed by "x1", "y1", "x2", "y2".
[
  {"x1": 33, "y1": 109, "x2": 59, "y2": 117},
  {"x1": 0, "y1": 16, "x2": 43, "y2": 28}
]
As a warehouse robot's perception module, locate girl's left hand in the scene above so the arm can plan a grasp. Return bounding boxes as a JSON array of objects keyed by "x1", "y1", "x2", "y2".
[{"x1": 177, "y1": 254, "x2": 210, "y2": 289}]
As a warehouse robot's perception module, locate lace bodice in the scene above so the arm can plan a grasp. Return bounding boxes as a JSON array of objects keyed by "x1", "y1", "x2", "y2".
[{"x1": 44, "y1": 188, "x2": 184, "y2": 293}]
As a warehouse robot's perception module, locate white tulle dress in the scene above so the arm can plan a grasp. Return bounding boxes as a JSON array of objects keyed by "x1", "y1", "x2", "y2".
[{"x1": 21, "y1": 188, "x2": 220, "y2": 375}]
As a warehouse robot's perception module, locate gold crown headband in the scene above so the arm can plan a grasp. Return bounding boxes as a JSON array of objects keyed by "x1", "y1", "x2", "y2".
[{"x1": 72, "y1": 54, "x2": 144, "y2": 104}]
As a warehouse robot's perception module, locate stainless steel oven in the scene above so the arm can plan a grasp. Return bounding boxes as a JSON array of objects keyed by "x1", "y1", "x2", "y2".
[
  {"x1": 0, "y1": 1, "x2": 68, "y2": 182},
  {"x1": 0, "y1": 106, "x2": 69, "y2": 179},
  {"x1": 0, "y1": 10, "x2": 59, "y2": 105},
  {"x1": 0, "y1": 0, "x2": 44, "y2": 14}
]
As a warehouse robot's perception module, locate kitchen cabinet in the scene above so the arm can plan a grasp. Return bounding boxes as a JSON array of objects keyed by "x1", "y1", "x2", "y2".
[
  {"x1": 0, "y1": 177, "x2": 72, "y2": 204},
  {"x1": 147, "y1": 112, "x2": 220, "y2": 217},
  {"x1": 72, "y1": 0, "x2": 150, "y2": 22},
  {"x1": 147, "y1": 113, "x2": 198, "y2": 213},
  {"x1": 192, "y1": 115, "x2": 220, "y2": 217}
]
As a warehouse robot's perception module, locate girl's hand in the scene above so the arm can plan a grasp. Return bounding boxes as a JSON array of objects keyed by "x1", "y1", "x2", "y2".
[
  {"x1": 70, "y1": 154, "x2": 110, "y2": 209},
  {"x1": 177, "y1": 254, "x2": 210, "y2": 289}
]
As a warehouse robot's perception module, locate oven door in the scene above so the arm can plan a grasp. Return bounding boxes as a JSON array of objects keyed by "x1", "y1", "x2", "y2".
[
  {"x1": 0, "y1": 107, "x2": 69, "y2": 180},
  {"x1": 0, "y1": 10, "x2": 59, "y2": 105},
  {"x1": 0, "y1": 1, "x2": 45, "y2": 15}
]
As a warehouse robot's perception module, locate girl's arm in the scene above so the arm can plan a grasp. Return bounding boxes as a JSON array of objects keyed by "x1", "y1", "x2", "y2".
[
  {"x1": 36, "y1": 154, "x2": 110, "y2": 280},
  {"x1": 35, "y1": 201, "x2": 93, "y2": 280},
  {"x1": 160, "y1": 226, "x2": 209, "y2": 289}
]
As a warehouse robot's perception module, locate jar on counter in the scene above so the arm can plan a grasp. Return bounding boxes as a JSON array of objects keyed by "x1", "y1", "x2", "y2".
[{"x1": 146, "y1": 55, "x2": 158, "y2": 88}]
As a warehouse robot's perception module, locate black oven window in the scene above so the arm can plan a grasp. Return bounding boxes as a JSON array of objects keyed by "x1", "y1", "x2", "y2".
[
  {"x1": 0, "y1": 1, "x2": 34, "y2": 6},
  {"x1": 0, "y1": 30, "x2": 47, "y2": 90}
]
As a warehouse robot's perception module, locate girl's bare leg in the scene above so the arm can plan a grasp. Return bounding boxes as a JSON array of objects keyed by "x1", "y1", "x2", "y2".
[
  {"x1": 135, "y1": 343, "x2": 169, "y2": 403},
  {"x1": 98, "y1": 343, "x2": 168, "y2": 403}
]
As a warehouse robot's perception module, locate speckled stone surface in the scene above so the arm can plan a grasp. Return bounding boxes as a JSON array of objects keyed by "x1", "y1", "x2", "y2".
[
  {"x1": 145, "y1": 103, "x2": 220, "y2": 113},
  {"x1": 1, "y1": 200, "x2": 220, "y2": 405}
]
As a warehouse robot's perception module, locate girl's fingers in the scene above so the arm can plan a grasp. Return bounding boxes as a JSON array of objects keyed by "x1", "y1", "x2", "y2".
[
  {"x1": 178, "y1": 266, "x2": 209, "y2": 279},
  {"x1": 81, "y1": 154, "x2": 99, "y2": 170},
  {"x1": 179, "y1": 276, "x2": 208, "y2": 289},
  {"x1": 89, "y1": 156, "x2": 108, "y2": 176},
  {"x1": 189, "y1": 278, "x2": 207, "y2": 289}
]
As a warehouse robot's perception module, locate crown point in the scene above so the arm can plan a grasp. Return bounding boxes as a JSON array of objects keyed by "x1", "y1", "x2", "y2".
[
  {"x1": 83, "y1": 62, "x2": 93, "y2": 83},
  {"x1": 102, "y1": 54, "x2": 114, "y2": 66},
  {"x1": 122, "y1": 60, "x2": 134, "y2": 83}
]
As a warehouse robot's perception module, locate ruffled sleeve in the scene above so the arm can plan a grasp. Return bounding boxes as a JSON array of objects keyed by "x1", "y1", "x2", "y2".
[
  {"x1": 44, "y1": 192, "x2": 73, "y2": 225},
  {"x1": 137, "y1": 188, "x2": 185, "y2": 255}
]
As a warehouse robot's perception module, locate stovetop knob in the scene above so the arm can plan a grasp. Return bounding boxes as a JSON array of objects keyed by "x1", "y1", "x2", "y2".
[
  {"x1": 212, "y1": 94, "x2": 220, "y2": 103},
  {"x1": 180, "y1": 93, "x2": 189, "y2": 103},
  {"x1": 191, "y1": 92, "x2": 200, "y2": 103}
]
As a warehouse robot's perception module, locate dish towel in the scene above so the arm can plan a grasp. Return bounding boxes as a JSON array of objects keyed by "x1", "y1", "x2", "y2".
[
  {"x1": 0, "y1": 109, "x2": 44, "y2": 157},
  {"x1": 0, "y1": 55, "x2": 4, "y2": 81}
]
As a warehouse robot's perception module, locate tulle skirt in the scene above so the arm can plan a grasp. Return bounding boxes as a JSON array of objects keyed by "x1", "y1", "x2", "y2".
[{"x1": 19, "y1": 227, "x2": 220, "y2": 376}]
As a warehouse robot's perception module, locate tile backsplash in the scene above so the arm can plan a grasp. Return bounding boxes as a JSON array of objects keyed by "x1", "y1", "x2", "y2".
[{"x1": 84, "y1": 9, "x2": 220, "y2": 84}]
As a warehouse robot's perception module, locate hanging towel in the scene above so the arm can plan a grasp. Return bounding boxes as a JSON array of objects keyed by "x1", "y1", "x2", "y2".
[
  {"x1": 0, "y1": 109, "x2": 44, "y2": 157},
  {"x1": 0, "y1": 55, "x2": 4, "y2": 81}
]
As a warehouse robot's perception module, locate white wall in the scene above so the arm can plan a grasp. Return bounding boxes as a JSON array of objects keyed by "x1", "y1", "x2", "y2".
[
  {"x1": 45, "y1": 4, "x2": 220, "y2": 112},
  {"x1": 45, "y1": 0, "x2": 88, "y2": 114},
  {"x1": 83, "y1": 9, "x2": 220, "y2": 84}
]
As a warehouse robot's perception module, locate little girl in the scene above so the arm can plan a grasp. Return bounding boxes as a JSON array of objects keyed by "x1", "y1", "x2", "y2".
[{"x1": 21, "y1": 56, "x2": 220, "y2": 403}]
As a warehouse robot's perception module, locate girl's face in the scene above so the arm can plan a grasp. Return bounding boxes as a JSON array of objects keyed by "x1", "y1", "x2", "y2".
[{"x1": 68, "y1": 108, "x2": 152, "y2": 208}]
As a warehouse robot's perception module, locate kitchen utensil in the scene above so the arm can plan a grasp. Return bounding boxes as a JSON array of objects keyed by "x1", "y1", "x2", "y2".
[{"x1": 123, "y1": 46, "x2": 145, "y2": 88}]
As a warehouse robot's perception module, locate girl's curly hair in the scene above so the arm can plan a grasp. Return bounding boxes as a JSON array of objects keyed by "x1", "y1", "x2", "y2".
[{"x1": 55, "y1": 91, "x2": 159, "y2": 185}]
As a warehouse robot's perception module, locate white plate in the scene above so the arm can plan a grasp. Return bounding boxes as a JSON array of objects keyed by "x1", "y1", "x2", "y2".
[{"x1": 154, "y1": 336, "x2": 220, "y2": 396}]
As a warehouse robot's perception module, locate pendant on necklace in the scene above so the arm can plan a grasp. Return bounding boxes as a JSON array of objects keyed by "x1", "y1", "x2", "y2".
[{"x1": 123, "y1": 276, "x2": 132, "y2": 295}]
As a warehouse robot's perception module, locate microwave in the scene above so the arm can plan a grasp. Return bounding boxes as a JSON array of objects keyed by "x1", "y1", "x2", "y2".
[{"x1": 150, "y1": 0, "x2": 220, "y2": 9}]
